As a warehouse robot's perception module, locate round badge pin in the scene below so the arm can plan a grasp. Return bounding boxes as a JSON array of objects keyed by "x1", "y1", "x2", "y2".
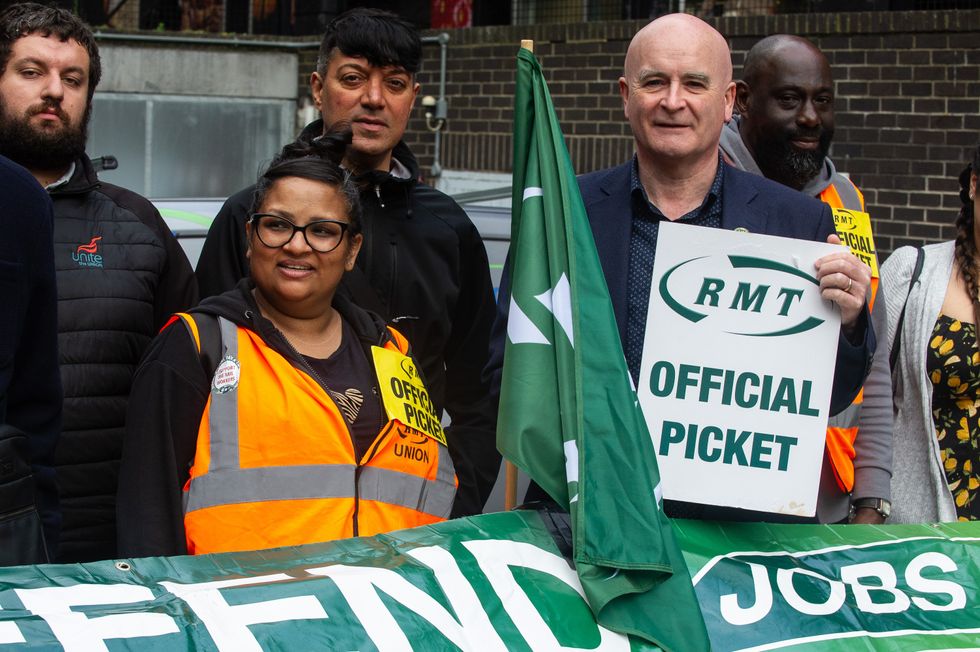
[{"x1": 212, "y1": 356, "x2": 241, "y2": 394}]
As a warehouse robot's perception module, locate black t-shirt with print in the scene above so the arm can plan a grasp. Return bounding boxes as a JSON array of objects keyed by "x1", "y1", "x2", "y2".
[{"x1": 303, "y1": 319, "x2": 384, "y2": 461}]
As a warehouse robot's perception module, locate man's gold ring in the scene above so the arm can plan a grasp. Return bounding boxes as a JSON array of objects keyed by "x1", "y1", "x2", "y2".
[{"x1": 845, "y1": 277, "x2": 852, "y2": 293}]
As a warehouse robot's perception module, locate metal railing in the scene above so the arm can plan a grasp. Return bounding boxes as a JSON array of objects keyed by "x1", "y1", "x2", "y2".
[
  {"x1": 46, "y1": 0, "x2": 978, "y2": 32},
  {"x1": 509, "y1": 0, "x2": 974, "y2": 22}
]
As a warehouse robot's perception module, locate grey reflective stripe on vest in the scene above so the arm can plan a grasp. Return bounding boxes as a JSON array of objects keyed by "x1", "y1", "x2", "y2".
[
  {"x1": 186, "y1": 457, "x2": 455, "y2": 517},
  {"x1": 830, "y1": 178, "x2": 863, "y2": 212},
  {"x1": 184, "y1": 317, "x2": 455, "y2": 520},
  {"x1": 358, "y1": 445, "x2": 456, "y2": 519},
  {"x1": 185, "y1": 464, "x2": 356, "y2": 513},
  {"x1": 208, "y1": 316, "x2": 241, "y2": 471},
  {"x1": 827, "y1": 396, "x2": 861, "y2": 429}
]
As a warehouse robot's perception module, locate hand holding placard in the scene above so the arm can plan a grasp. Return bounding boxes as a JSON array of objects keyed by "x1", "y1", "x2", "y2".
[{"x1": 815, "y1": 233, "x2": 872, "y2": 337}]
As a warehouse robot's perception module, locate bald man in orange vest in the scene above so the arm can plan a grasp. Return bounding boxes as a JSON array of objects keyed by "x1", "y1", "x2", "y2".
[{"x1": 721, "y1": 34, "x2": 892, "y2": 525}]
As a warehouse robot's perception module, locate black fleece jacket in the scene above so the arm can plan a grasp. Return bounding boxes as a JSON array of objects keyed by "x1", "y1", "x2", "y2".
[{"x1": 195, "y1": 122, "x2": 500, "y2": 517}]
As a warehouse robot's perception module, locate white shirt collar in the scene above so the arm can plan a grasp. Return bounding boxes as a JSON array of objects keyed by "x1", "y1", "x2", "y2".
[
  {"x1": 389, "y1": 157, "x2": 411, "y2": 180},
  {"x1": 45, "y1": 162, "x2": 76, "y2": 190}
]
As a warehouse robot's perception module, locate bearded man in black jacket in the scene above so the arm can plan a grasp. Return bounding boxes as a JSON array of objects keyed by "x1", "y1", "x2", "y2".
[
  {"x1": 0, "y1": 3, "x2": 198, "y2": 562},
  {"x1": 196, "y1": 8, "x2": 500, "y2": 518}
]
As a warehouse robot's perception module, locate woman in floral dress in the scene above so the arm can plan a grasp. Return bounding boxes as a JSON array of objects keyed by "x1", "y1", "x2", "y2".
[{"x1": 882, "y1": 144, "x2": 980, "y2": 523}]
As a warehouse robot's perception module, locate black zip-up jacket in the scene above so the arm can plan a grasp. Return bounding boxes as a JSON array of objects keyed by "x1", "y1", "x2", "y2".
[
  {"x1": 116, "y1": 281, "x2": 423, "y2": 557},
  {"x1": 195, "y1": 122, "x2": 499, "y2": 517},
  {"x1": 50, "y1": 154, "x2": 198, "y2": 562}
]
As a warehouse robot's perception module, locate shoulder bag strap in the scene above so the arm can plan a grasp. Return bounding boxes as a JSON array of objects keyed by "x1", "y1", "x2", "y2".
[{"x1": 889, "y1": 247, "x2": 925, "y2": 372}]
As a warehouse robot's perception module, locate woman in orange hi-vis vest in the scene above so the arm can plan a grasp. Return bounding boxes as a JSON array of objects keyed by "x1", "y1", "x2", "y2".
[{"x1": 116, "y1": 129, "x2": 456, "y2": 556}]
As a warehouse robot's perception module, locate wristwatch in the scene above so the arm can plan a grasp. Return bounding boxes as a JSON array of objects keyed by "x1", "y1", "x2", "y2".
[{"x1": 850, "y1": 497, "x2": 891, "y2": 520}]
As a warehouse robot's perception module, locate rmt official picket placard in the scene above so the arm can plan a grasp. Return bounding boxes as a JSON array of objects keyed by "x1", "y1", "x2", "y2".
[{"x1": 638, "y1": 222, "x2": 842, "y2": 516}]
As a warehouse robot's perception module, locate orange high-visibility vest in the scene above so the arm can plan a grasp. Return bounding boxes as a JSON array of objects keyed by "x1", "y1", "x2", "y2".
[
  {"x1": 177, "y1": 313, "x2": 457, "y2": 555},
  {"x1": 821, "y1": 178, "x2": 877, "y2": 493}
]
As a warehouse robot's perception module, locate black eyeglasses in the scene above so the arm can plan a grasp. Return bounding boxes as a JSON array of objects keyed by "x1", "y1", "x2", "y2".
[{"x1": 250, "y1": 214, "x2": 349, "y2": 253}]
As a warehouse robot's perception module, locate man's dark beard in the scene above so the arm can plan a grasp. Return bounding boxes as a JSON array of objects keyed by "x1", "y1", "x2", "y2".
[
  {"x1": 0, "y1": 101, "x2": 88, "y2": 172},
  {"x1": 753, "y1": 128, "x2": 832, "y2": 191}
]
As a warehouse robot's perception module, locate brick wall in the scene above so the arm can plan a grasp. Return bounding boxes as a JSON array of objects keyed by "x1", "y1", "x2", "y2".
[{"x1": 389, "y1": 10, "x2": 980, "y2": 256}]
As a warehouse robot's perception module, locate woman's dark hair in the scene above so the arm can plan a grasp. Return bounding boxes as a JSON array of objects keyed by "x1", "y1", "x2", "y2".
[
  {"x1": 251, "y1": 126, "x2": 362, "y2": 236},
  {"x1": 953, "y1": 144, "x2": 980, "y2": 325}
]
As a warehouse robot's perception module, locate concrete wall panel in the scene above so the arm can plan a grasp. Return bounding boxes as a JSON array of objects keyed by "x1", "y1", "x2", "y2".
[{"x1": 99, "y1": 44, "x2": 298, "y2": 99}]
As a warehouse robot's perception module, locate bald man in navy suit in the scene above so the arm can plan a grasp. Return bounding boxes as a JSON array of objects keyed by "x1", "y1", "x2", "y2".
[
  {"x1": 489, "y1": 14, "x2": 875, "y2": 523},
  {"x1": 583, "y1": 13, "x2": 872, "y2": 397}
]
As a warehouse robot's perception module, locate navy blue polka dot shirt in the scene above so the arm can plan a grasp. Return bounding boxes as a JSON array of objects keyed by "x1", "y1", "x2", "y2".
[{"x1": 625, "y1": 154, "x2": 725, "y2": 384}]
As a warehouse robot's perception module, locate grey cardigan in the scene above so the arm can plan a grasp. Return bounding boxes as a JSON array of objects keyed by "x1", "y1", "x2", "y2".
[{"x1": 880, "y1": 242, "x2": 958, "y2": 523}]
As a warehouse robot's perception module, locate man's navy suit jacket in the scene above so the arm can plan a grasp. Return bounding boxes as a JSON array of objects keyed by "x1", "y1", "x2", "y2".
[
  {"x1": 576, "y1": 160, "x2": 873, "y2": 415},
  {"x1": 488, "y1": 160, "x2": 873, "y2": 418}
]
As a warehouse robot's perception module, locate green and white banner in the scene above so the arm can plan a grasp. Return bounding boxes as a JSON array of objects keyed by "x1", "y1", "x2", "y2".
[
  {"x1": 0, "y1": 512, "x2": 978, "y2": 650},
  {"x1": 679, "y1": 519, "x2": 980, "y2": 650}
]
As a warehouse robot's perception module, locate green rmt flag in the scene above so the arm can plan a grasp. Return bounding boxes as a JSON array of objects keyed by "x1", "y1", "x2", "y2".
[{"x1": 497, "y1": 47, "x2": 710, "y2": 651}]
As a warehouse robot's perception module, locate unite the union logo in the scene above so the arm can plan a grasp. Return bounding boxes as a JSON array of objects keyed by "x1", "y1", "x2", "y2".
[{"x1": 72, "y1": 236, "x2": 104, "y2": 268}]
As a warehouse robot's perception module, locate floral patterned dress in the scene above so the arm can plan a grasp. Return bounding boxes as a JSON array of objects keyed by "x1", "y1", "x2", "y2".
[{"x1": 929, "y1": 314, "x2": 980, "y2": 521}]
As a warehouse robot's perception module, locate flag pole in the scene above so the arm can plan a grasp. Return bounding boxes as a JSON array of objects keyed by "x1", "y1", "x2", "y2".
[
  {"x1": 504, "y1": 38, "x2": 535, "y2": 512},
  {"x1": 505, "y1": 458, "x2": 518, "y2": 511}
]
